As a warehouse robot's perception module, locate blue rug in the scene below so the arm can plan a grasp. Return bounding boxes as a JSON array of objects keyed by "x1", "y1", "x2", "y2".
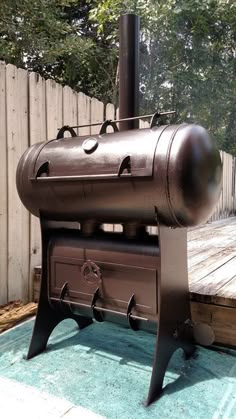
[{"x1": 0, "y1": 319, "x2": 236, "y2": 418}]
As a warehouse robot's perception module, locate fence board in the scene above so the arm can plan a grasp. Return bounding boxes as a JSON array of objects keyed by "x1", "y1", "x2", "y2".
[
  {"x1": 77, "y1": 92, "x2": 91, "y2": 136},
  {"x1": 6, "y1": 65, "x2": 29, "y2": 302},
  {"x1": 0, "y1": 62, "x2": 7, "y2": 305},
  {"x1": 106, "y1": 103, "x2": 115, "y2": 133},
  {"x1": 220, "y1": 151, "x2": 224, "y2": 217},
  {"x1": 90, "y1": 97, "x2": 104, "y2": 135},
  {"x1": 63, "y1": 86, "x2": 77, "y2": 136},
  {"x1": 209, "y1": 151, "x2": 234, "y2": 221},
  {"x1": 28, "y1": 72, "x2": 46, "y2": 300},
  {"x1": 229, "y1": 153, "x2": 233, "y2": 213},
  {"x1": 233, "y1": 158, "x2": 236, "y2": 212},
  {"x1": 116, "y1": 107, "x2": 119, "y2": 130},
  {"x1": 223, "y1": 152, "x2": 227, "y2": 217},
  {"x1": 225, "y1": 153, "x2": 229, "y2": 215},
  {"x1": 46, "y1": 79, "x2": 63, "y2": 140}
]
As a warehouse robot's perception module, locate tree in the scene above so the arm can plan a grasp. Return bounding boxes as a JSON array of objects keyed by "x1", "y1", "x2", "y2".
[
  {"x1": 90, "y1": 0, "x2": 236, "y2": 153},
  {"x1": 0, "y1": 0, "x2": 235, "y2": 153},
  {"x1": 0, "y1": 0, "x2": 118, "y2": 102}
]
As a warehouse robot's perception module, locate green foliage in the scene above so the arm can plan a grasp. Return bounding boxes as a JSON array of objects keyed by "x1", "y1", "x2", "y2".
[
  {"x1": 0, "y1": 0, "x2": 235, "y2": 153},
  {"x1": 0, "y1": 0, "x2": 118, "y2": 101},
  {"x1": 90, "y1": 0, "x2": 236, "y2": 154}
]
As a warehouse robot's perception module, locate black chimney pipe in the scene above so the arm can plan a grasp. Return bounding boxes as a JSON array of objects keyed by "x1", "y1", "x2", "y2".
[{"x1": 119, "y1": 14, "x2": 140, "y2": 131}]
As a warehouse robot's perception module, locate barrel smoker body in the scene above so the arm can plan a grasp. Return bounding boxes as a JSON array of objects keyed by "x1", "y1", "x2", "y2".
[{"x1": 16, "y1": 122, "x2": 222, "y2": 405}]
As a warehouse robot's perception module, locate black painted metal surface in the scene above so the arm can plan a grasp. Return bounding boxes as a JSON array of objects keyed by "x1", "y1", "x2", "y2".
[
  {"x1": 119, "y1": 14, "x2": 140, "y2": 130},
  {"x1": 16, "y1": 124, "x2": 222, "y2": 227},
  {"x1": 16, "y1": 120, "x2": 222, "y2": 405}
]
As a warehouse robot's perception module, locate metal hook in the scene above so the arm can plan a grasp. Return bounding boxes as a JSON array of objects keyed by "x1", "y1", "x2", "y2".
[
  {"x1": 150, "y1": 112, "x2": 162, "y2": 128},
  {"x1": 91, "y1": 288, "x2": 104, "y2": 322},
  {"x1": 56, "y1": 125, "x2": 77, "y2": 139},
  {"x1": 127, "y1": 294, "x2": 139, "y2": 331},
  {"x1": 99, "y1": 120, "x2": 119, "y2": 135}
]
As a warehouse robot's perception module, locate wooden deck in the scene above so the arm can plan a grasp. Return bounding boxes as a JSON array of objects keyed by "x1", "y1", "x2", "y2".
[
  {"x1": 33, "y1": 217, "x2": 236, "y2": 348},
  {"x1": 189, "y1": 216, "x2": 236, "y2": 347}
]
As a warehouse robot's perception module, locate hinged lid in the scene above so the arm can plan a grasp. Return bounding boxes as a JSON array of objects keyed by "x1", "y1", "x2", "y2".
[{"x1": 32, "y1": 127, "x2": 166, "y2": 181}]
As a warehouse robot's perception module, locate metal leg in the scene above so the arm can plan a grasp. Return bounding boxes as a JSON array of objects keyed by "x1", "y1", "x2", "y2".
[
  {"x1": 146, "y1": 323, "x2": 195, "y2": 406},
  {"x1": 26, "y1": 289, "x2": 92, "y2": 360},
  {"x1": 146, "y1": 226, "x2": 195, "y2": 405},
  {"x1": 27, "y1": 217, "x2": 92, "y2": 360},
  {"x1": 146, "y1": 333, "x2": 175, "y2": 405},
  {"x1": 27, "y1": 294, "x2": 67, "y2": 360}
]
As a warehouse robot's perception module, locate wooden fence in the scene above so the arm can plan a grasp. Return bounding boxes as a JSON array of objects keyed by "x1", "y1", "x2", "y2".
[{"x1": 0, "y1": 61, "x2": 235, "y2": 306}]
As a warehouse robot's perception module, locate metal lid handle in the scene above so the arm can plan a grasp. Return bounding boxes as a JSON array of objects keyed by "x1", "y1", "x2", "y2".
[
  {"x1": 99, "y1": 120, "x2": 119, "y2": 135},
  {"x1": 56, "y1": 125, "x2": 77, "y2": 139}
]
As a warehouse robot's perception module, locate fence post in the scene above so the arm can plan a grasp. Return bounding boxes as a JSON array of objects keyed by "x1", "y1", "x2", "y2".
[{"x1": 0, "y1": 62, "x2": 7, "y2": 305}]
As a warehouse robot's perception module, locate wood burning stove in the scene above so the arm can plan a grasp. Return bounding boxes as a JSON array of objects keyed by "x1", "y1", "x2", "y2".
[
  {"x1": 15, "y1": 12, "x2": 222, "y2": 406},
  {"x1": 16, "y1": 116, "x2": 222, "y2": 405}
]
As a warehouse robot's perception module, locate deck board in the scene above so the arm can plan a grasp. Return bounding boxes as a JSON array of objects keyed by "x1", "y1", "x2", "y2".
[
  {"x1": 188, "y1": 218, "x2": 236, "y2": 304},
  {"x1": 188, "y1": 217, "x2": 236, "y2": 346}
]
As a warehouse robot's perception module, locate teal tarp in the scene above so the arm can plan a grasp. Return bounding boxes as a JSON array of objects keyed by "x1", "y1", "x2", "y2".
[{"x1": 0, "y1": 319, "x2": 236, "y2": 418}]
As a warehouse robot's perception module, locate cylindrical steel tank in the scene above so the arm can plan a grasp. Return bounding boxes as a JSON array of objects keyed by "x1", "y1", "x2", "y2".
[{"x1": 16, "y1": 124, "x2": 222, "y2": 227}]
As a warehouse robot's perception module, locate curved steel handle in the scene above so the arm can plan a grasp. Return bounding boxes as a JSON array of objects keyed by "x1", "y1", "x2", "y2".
[
  {"x1": 56, "y1": 125, "x2": 77, "y2": 139},
  {"x1": 35, "y1": 161, "x2": 50, "y2": 178},
  {"x1": 150, "y1": 112, "x2": 162, "y2": 128},
  {"x1": 118, "y1": 155, "x2": 131, "y2": 176},
  {"x1": 99, "y1": 120, "x2": 119, "y2": 135}
]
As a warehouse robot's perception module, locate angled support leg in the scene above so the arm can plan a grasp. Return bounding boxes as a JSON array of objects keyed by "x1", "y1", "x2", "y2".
[
  {"x1": 27, "y1": 217, "x2": 92, "y2": 360},
  {"x1": 146, "y1": 226, "x2": 195, "y2": 406},
  {"x1": 27, "y1": 288, "x2": 92, "y2": 360}
]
